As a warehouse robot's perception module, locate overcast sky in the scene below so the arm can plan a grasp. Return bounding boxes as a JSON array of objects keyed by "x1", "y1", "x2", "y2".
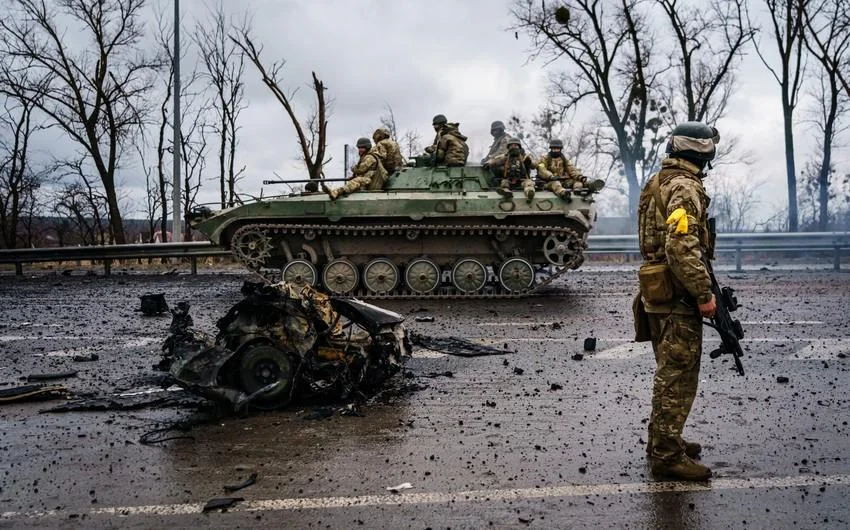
[{"x1": 27, "y1": 0, "x2": 850, "y2": 222}]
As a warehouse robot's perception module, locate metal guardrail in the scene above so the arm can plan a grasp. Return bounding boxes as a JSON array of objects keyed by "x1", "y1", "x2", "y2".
[
  {"x1": 0, "y1": 241, "x2": 230, "y2": 276},
  {"x1": 587, "y1": 232, "x2": 850, "y2": 270},
  {"x1": 0, "y1": 232, "x2": 848, "y2": 275}
]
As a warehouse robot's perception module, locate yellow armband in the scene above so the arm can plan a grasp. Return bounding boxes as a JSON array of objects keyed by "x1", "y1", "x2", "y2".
[{"x1": 666, "y1": 208, "x2": 689, "y2": 234}]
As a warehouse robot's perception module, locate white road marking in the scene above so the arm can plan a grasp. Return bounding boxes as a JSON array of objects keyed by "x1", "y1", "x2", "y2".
[
  {"x1": 476, "y1": 320, "x2": 825, "y2": 327},
  {"x1": 411, "y1": 349, "x2": 449, "y2": 359},
  {"x1": 788, "y1": 339, "x2": 850, "y2": 360},
  {"x1": 0, "y1": 335, "x2": 160, "y2": 344},
  {"x1": 741, "y1": 321, "x2": 824, "y2": 325},
  {"x1": 1, "y1": 473, "x2": 848, "y2": 520}
]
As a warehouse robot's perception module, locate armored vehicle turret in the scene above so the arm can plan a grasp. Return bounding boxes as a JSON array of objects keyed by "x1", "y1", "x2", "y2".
[{"x1": 191, "y1": 162, "x2": 603, "y2": 298}]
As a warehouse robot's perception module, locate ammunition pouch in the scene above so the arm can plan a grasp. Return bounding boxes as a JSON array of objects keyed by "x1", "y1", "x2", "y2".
[
  {"x1": 632, "y1": 293, "x2": 652, "y2": 342},
  {"x1": 638, "y1": 262, "x2": 676, "y2": 305}
]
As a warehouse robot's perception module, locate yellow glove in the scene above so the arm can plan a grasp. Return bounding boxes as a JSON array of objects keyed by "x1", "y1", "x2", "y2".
[{"x1": 666, "y1": 208, "x2": 689, "y2": 234}]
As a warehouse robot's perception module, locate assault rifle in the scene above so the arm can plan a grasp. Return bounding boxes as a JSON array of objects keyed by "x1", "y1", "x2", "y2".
[{"x1": 703, "y1": 218, "x2": 746, "y2": 376}]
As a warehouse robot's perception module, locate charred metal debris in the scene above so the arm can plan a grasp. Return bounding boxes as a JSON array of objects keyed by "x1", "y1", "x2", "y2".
[{"x1": 159, "y1": 280, "x2": 410, "y2": 412}]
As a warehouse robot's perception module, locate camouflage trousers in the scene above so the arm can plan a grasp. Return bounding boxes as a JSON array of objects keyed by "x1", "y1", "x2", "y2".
[
  {"x1": 500, "y1": 178, "x2": 535, "y2": 194},
  {"x1": 543, "y1": 180, "x2": 568, "y2": 196},
  {"x1": 340, "y1": 176, "x2": 372, "y2": 195},
  {"x1": 647, "y1": 312, "x2": 703, "y2": 461}
]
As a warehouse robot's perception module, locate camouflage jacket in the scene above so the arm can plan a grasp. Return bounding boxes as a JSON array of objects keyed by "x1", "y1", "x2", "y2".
[
  {"x1": 352, "y1": 152, "x2": 387, "y2": 190},
  {"x1": 482, "y1": 133, "x2": 510, "y2": 166},
  {"x1": 500, "y1": 152, "x2": 535, "y2": 183},
  {"x1": 638, "y1": 157, "x2": 712, "y2": 312},
  {"x1": 537, "y1": 154, "x2": 583, "y2": 183},
  {"x1": 373, "y1": 138, "x2": 405, "y2": 173},
  {"x1": 434, "y1": 123, "x2": 469, "y2": 166}
]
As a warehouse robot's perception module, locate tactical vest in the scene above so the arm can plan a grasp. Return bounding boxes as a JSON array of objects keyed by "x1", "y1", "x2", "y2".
[
  {"x1": 638, "y1": 168, "x2": 711, "y2": 263},
  {"x1": 503, "y1": 155, "x2": 529, "y2": 182},
  {"x1": 543, "y1": 154, "x2": 567, "y2": 176}
]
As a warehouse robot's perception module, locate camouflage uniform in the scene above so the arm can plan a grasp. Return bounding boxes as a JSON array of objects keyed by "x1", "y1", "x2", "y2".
[
  {"x1": 372, "y1": 128, "x2": 405, "y2": 173},
  {"x1": 426, "y1": 123, "x2": 469, "y2": 166},
  {"x1": 537, "y1": 154, "x2": 585, "y2": 197},
  {"x1": 482, "y1": 132, "x2": 510, "y2": 166},
  {"x1": 637, "y1": 156, "x2": 713, "y2": 467},
  {"x1": 498, "y1": 146, "x2": 536, "y2": 201}
]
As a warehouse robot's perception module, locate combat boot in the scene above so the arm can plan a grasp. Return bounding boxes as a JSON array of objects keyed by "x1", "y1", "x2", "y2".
[
  {"x1": 496, "y1": 187, "x2": 513, "y2": 198},
  {"x1": 646, "y1": 439, "x2": 701, "y2": 459},
  {"x1": 525, "y1": 187, "x2": 535, "y2": 202},
  {"x1": 557, "y1": 189, "x2": 571, "y2": 200},
  {"x1": 650, "y1": 454, "x2": 712, "y2": 481},
  {"x1": 684, "y1": 440, "x2": 702, "y2": 458}
]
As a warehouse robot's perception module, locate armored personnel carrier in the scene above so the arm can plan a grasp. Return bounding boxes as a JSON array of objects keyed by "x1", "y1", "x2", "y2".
[{"x1": 190, "y1": 162, "x2": 603, "y2": 298}]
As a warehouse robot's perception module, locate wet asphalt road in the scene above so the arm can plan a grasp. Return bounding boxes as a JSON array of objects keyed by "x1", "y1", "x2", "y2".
[{"x1": 0, "y1": 266, "x2": 849, "y2": 529}]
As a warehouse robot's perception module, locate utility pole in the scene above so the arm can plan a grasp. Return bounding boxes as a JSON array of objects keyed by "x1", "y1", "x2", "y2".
[{"x1": 171, "y1": 0, "x2": 182, "y2": 242}]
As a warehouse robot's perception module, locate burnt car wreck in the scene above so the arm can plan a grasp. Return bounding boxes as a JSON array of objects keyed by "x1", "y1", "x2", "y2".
[{"x1": 160, "y1": 281, "x2": 410, "y2": 411}]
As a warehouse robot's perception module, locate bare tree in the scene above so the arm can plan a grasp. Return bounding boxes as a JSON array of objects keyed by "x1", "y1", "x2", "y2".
[
  {"x1": 0, "y1": 92, "x2": 43, "y2": 248},
  {"x1": 752, "y1": 0, "x2": 810, "y2": 232},
  {"x1": 195, "y1": 2, "x2": 246, "y2": 208},
  {"x1": 232, "y1": 28, "x2": 328, "y2": 191},
  {"x1": 511, "y1": 0, "x2": 664, "y2": 220},
  {"x1": 0, "y1": 0, "x2": 160, "y2": 244},
  {"x1": 705, "y1": 172, "x2": 765, "y2": 232},
  {"x1": 378, "y1": 103, "x2": 398, "y2": 139},
  {"x1": 658, "y1": 0, "x2": 755, "y2": 123},
  {"x1": 400, "y1": 129, "x2": 422, "y2": 159},
  {"x1": 135, "y1": 143, "x2": 160, "y2": 243},
  {"x1": 802, "y1": 0, "x2": 850, "y2": 231},
  {"x1": 53, "y1": 168, "x2": 110, "y2": 246}
]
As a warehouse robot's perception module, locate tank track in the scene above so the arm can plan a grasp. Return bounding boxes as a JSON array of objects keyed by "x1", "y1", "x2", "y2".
[{"x1": 230, "y1": 222, "x2": 586, "y2": 299}]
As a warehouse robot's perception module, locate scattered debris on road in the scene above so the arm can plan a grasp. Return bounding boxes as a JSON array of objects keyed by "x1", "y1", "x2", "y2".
[
  {"x1": 25, "y1": 370, "x2": 78, "y2": 382},
  {"x1": 223, "y1": 472, "x2": 258, "y2": 493},
  {"x1": 584, "y1": 337, "x2": 597, "y2": 351},
  {"x1": 202, "y1": 497, "x2": 244, "y2": 512},
  {"x1": 409, "y1": 332, "x2": 513, "y2": 357},
  {"x1": 138, "y1": 293, "x2": 169, "y2": 316},
  {"x1": 0, "y1": 384, "x2": 69, "y2": 404},
  {"x1": 385, "y1": 482, "x2": 413, "y2": 493}
]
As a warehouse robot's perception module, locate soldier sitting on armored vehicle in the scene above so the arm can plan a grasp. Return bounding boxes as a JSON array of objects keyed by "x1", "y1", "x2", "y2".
[
  {"x1": 537, "y1": 138, "x2": 586, "y2": 200},
  {"x1": 372, "y1": 128, "x2": 405, "y2": 174},
  {"x1": 423, "y1": 114, "x2": 469, "y2": 166},
  {"x1": 481, "y1": 120, "x2": 511, "y2": 166},
  {"x1": 323, "y1": 137, "x2": 388, "y2": 201},
  {"x1": 493, "y1": 137, "x2": 536, "y2": 202}
]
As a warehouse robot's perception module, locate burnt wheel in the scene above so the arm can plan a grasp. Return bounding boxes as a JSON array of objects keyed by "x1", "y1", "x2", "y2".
[{"x1": 238, "y1": 343, "x2": 295, "y2": 409}]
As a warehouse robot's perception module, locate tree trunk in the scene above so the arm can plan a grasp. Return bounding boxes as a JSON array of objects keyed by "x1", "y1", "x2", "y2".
[
  {"x1": 782, "y1": 108, "x2": 798, "y2": 232},
  {"x1": 102, "y1": 175, "x2": 125, "y2": 244}
]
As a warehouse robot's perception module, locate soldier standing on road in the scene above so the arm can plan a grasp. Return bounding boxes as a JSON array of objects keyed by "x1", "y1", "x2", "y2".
[
  {"x1": 481, "y1": 120, "x2": 511, "y2": 166},
  {"x1": 494, "y1": 137, "x2": 536, "y2": 202},
  {"x1": 537, "y1": 138, "x2": 586, "y2": 200},
  {"x1": 372, "y1": 128, "x2": 405, "y2": 174},
  {"x1": 424, "y1": 114, "x2": 469, "y2": 166},
  {"x1": 323, "y1": 137, "x2": 388, "y2": 201},
  {"x1": 635, "y1": 121, "x2": 720, "y2": 481}
]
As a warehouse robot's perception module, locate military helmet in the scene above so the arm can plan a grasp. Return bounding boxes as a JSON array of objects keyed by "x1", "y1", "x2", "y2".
[
  {"x1": 549, "y1": 138, "x2": 564, "y2": 149},
  {"x1": 666, "y1": 121, "x2": 719, "y2": 161},
  {"x1": 356, "y1": 137, "x2": 372, "y2": 149},
  {"x1": 372, "y1": 128, "x2": 390, "y2": 142},
  {"x1": 506, "y1": 137, "x2": 522, "y2": 148},
  {"x1": 490, "y1": 120, "x2": 505, "y2": 130},
  {"x1": 432, "y1": 114, "x2": 448, "y2": 126}
]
